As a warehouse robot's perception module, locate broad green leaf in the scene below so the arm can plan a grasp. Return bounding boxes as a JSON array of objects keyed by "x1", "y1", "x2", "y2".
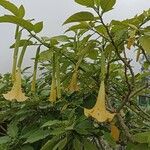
[
  {"x1": 7, "y1": 121, "x2": 18, "y2": 138},
  {"x1": 66, "y1": 22, "x2": 90, "y2": 32},
  {"x1": 139, "y1": 35, "x2": 150, "y2": 54},
  {"x1": 94, "y1": 0, "x2": 101, "y2": 6},
  {"x1": 103, "y1": 132, "x2": 116, "y2": 148},
  {"x1": 95, "y1": 25, "x2": 107, "y2": 36},
  {"x1": 105, "y1": 44, "x2": 114, "y2": 59},
  {"x1": 50, "y1": 38, "x2": 59, "y2": 46},
  {"x1": 0, "y1": 15, "x2": 34, "y2": 31},
  {"x1": 133, "y1": 131, "x2": 150, "y2": 144},
  {"x1": 87, "y1": 49, "x2": 98, "y2": 60},
  {"x1": 33, "y1": 21, "x2": 43, "y2": 33},
  {"x1": 75, "y1": 0, "x2": 94, "y2": 7},
  {"x1": 100, "y1": 0, "x2": 116, "y2": 12},
  {"x1": 18, "y1": 5, "x2": 25, "y2": 18},
  {"x1": 10, "y1": 39, "x2": 33, "y2": 48},
  {"x1": 63, "y1": 12, "x2": 94, "y2": 25},
  {"x1": 127, "y1": 143, "x2": 149, "y2": 150},
  {"x1": 39, "y1": 50, "x2": 53, "y2": 62},
  {"x1": 42, "y1": 120, "x2": 62, "y2": 128},
  {"x1": 0, "y1": 0, "x2": 19, "y2": 16},
  {"x1": 53, "y1": 137, "x2": 67, "y2": 150},
  {"x1": 21, "y1": 145, "x2": 34, "y2": 150},
  {"x1": 50, "y1": 127, "x2": 66, "y2": 136},
  {"x1": 41, "y1": 136, "x2": 60, "y2": 150},
  {"x1": 24, "y1": 129, "x2": 49, "y2": 143},
  {"x1": 83, "y1": 139, "x2": 97, "y2": 150},
  {"x1": 73, "y1": 138, "x2": 83, "y2": 150},
  {"x1": 0, "y1": 136, "x2": 10, "y2": 144},
  {"x1": 51, "y1": 35, "x2": 69, "y2": 42}
]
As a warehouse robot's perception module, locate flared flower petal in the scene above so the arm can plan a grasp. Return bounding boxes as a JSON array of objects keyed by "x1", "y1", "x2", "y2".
[
  {"x1": 3, "y1": 69, "x2": 28, "y2": 102},
  {"x1": 84, "y1": 81, "x2": 115, "y2": 122}
]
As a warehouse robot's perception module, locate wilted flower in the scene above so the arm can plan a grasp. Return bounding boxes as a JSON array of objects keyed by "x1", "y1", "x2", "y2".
[
  {"x1": 111, "y1": 123, "x2": 120, "y2": 141},
  {"x1": 3, "y1": 69, "x2": 28, "y2": 102},
  {"x1": 127, "y1": 37, "x2": 135, "y2": 50},
  {"x1": 49, "y1": 77, "x2": 57, "y2": 103},
  {"x1": 84, "y1": 81, "x2": 115, "y2": 122}
]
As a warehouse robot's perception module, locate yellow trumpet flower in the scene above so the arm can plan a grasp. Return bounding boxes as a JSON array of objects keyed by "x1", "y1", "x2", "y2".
[
  {"x1": 84, "y1": 81, "x2": 115, "y2": 122},
  {"x1": 67, "y1": 70, "x2": 79, "y2": 92},
  {"x1": 3, "y1": 69, "x2": 28, "y2": 102},
  {"x1": 49, "y1": 77, "x2": 57, "y2": 103}
]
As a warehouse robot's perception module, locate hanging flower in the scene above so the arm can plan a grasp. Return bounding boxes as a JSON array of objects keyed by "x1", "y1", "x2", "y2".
[
  {"x1": 84, "y1": 81, "x2": 115, "y2": 122},
  {"x1": 67, "y1": 70, "x2": 79, "y2": 92},
  {"x1": 111, "y1": 123, "x2": 120, "y2": 142},
  {"x1": 3, "y1": 69, "x2": 28, "y2": 102},
  {"x1": 49, "y1": 77, "x2": 57, "y2": 103}
]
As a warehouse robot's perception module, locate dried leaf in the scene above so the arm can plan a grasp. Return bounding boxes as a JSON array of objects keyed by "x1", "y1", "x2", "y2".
[{"x1": 111, "y1": 124, "x2": 120, "y2": 141}]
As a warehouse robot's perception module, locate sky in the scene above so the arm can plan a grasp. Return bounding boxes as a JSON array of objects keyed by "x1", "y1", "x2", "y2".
[{"x1": 0, "y1": 0, "x2": 150, "y2": 73}]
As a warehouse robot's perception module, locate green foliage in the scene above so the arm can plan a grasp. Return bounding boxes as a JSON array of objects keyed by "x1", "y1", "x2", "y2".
[
  {"x1": 0, "y1": 0, "x2": 20, "y2": 17},
  {"x1": 10, "y1": 40, "x2": 33, "y2": 49},
  {"x1": 0, "y1": 0, "x2": 150, "y2": 150},
  {"x1": 139, "y1": 35, "x2": 150, "y2": 54},
  {"x1": 34, "y1": 22, "x2": 44, "y2": 33},
  {"x1": 100, "y1": 0, "x2": 116, "y2": 12},
  {"x1": 63, "y1": 11, "x2": 94, "y2": 24},
  {"x1": 75, "y1": 0, "x2": 94, "y2": 8}
]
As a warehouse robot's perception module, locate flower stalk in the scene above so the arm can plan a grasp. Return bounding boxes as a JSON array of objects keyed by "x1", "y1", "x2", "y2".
[
  {"x1": 31, "y1": 46, "x2": 41, "y2": 93},
  {"x1": 84, "y1": 52, "x2": 115, "y2": 122},
  {"x1": 49, "y1": 53, "x2": 57, "y2": 103},
  {"x1": 12, "y1": 27, "x2": 22, "y2": 82}
]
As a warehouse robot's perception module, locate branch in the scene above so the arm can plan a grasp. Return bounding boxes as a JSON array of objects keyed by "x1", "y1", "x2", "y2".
[
  {"x1": 28, "y1": 31, "x2": 99, "y2": 86},
  {"x1": 94, "y1": 8, "x2": 135, "y2": 86}
]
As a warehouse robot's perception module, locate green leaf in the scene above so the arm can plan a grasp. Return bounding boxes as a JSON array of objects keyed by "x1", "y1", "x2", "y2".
[
  {"x1": 41, "y1": 136, "x2": 61, "y2": 150},
  {"x1": 63, "y1": 11, "x2": 94, "y2": 25},
  {"x1": 75, "y1": 0, "x2": 94, "y2": 7},
  {"x1": 73, "y1": 138, "x2": 83, "y2": 150},
  {"x1": 50, "y1": 127, "x2": 66, "y2": 136},
  {"x1": 33, "y1": 21, "x2": 43, "y2": 33},
  {"x1": 42, "y1": 120, "x2": 62, "y2": 128},
  {"x1": 127, "y1": 143, "x2": 149, "y2": 150},
  {"x1": 18, "y1": 5, "x2": 25, "y2": 18},
  {"x1": 21, "y1": 145, "x2": 34, "y2": 150},
  {"x1": 65, "y1": 22, "x2": 90, "y2": 32},
  {"x1": 100, "y1": 0, "x2": 116, "y2": 12},
  {"x1": 83, "y1": 139, "x2": 97, "y2": 150},
  {"x1": 51, "y1": 35, "x2": 70, "y2": 42},
  {"x1": 139, "y1": 35, "x2": 150, "y2": 54},
  {"x1": 7, "y1": 121, "x2": 18, "y2": 138},
  {"x1": 10, "y1": 39, "x2": 33, "y2": 48},
  {"x1": 39, "y1": 50, "x2": 53, "y2": 62},
  {"x1": 95, "y1": 25, "x2": 107, "y2": 36},
  {"x1": 0, "y1": 15, "x2": 34, "y2": 31},
  {"x1": 24, "y1": 129, "x2": 49, "y2": 143},
  {"x1": 87, "y1": 49, "x2": 98, "y2": 59},
  {"x1": 94, "y1": 0, "x2": 101, "y2": 6},
  {"x1": 103, "y1": 132, "x2": 116, "y2": 148},
  {"x1": 53, "y1": 137, "x2": 67, "y2": 150},
  {"x1": 133, "y1": 131, "x2": 150, "y2": 144},
  {"x1": 0, "y1": 0, "x2": 19, "y2": 16},
  {"x1": 0, "y1": 136, "x2": 10, "y2": 144}
]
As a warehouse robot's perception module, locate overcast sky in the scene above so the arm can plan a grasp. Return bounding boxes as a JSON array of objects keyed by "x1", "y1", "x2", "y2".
[{"x1": 0, "y1": 0, "x2": 150, "y2": 73}]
